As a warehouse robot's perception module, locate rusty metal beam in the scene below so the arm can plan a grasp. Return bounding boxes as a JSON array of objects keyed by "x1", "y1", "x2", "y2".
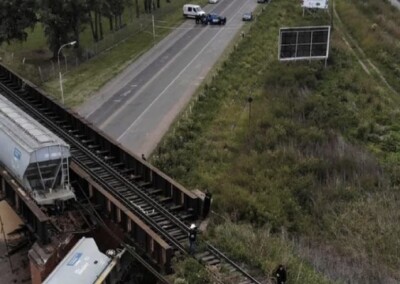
[
  {"x1": 70, "y1": 161, "x2": 173, "y2": 270},
  {"x1": 0, "y1": 165, "x2": 50, "y2": 243}
]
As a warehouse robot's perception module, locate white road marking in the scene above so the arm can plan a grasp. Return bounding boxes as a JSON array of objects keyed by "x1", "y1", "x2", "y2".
[
  {"x1": 91, "y1": 1, "x2": 245, "y2": 128},
  {"x1": 97, "y1": 15, "x2": 236, "y2": 129},
  {"x1": 121, "y1": 90, "x2": 131, "y2": 97},
  {"x1": 117, "y1": 0, "x2": 250, "y2": 142},
  {"x1": 96, "y1": 1, "x2": 244, "y2": 129}
]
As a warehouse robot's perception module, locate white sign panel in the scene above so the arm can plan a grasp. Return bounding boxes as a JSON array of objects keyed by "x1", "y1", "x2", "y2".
[{"x1": 301, "y1": 0, "x2": 328, "y2": 9}]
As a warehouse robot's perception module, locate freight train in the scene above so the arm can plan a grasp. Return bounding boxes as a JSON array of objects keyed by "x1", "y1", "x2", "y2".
[{"x1": 0, "y1": 94, "x2": 75, "y2": 207}]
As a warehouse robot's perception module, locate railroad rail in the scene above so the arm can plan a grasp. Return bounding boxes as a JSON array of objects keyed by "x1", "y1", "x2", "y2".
[
  {"x1": 0, "y1": 66, "x2": 192, "y2": 271},
  {"x1": 0, "y1": 64, "x2": 263, "y2": 284}
]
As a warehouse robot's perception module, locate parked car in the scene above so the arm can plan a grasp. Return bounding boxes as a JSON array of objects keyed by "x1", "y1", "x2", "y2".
[
  {"x1": 242, "y1": 12, "x2": 253, "y2": 21},
  {"x1": 257, "y1": 0, "x2": 269, "y2": 3},
  {"x1": 208, "y1": 0, "x2": 219, "y2": 3},
  {"x1": 201, "y1": 13, "x2": 227, "y2": 25}
]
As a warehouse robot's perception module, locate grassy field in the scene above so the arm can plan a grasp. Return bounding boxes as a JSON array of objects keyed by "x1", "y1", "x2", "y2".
[
  {"x1": 334, "y1": 0, "x2": 400, "y2": 92},
  {"x1": 153, "y1": 0, "x2": 400, "y2": 283}
]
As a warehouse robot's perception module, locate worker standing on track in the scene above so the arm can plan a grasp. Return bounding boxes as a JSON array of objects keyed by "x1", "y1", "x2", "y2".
[{"x1": 188, "y1": 223, "x2": 197, "y2": 255}]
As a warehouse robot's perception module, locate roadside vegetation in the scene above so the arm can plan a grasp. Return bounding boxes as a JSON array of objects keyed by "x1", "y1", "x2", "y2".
[
  {"x1": 153, "y1": 0, "x2": 400, "y2": 282},
  {"x1": 334, "y1": 0, "x2": 400, "y2": 92},
  {"x1": 0, "y1": 0, "x2": 199, "y2": 56},
  {"x1": 0, "y1": 0, "x2": 207, "y2": 106}
]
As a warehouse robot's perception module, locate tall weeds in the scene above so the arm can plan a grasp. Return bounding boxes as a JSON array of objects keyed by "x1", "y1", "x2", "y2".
[{"x1": 155, "y1": 0, "x2": 400, "y2": 282}]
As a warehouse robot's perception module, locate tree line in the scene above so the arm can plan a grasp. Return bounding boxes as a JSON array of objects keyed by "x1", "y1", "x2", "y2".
[{"x1": 0, "y1": 0, "x2": 169, "y2": 58}]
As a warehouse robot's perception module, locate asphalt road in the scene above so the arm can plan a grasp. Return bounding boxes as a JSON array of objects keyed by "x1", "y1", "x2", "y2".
[{"x1": 77, "y1": 0, "x2": 260, "y2": 156}]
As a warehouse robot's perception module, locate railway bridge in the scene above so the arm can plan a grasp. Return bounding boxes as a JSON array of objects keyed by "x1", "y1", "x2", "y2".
[{"x1": 0, "y1": 64, "x2": 263, "y2": 284}]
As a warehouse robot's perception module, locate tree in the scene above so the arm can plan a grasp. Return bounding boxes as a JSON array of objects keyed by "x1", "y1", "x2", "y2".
[
  {"x1": 39, "y1": 0, "x2": 72, "y2": 58},
  {"x1": 87, "y1": 0, "x2": 104, "y2": 41},
  {"x1": 103, "y1": 0, "x2": 125, "y2": 31},
  {"x1": 87, "y1": 0, "x2": 98, "y2": 41},
  {"x1": 135, "y1": 0, "x2": 140, "y2": 17},
  {"x1": 0, "y1": 0, "x2": 37, "y2": 45},
  {"x1": 38, "y1": 0, "x2": 88, "y2": 58},
  {"x1": 143, "y1": 0, "x2": 151, "y2": 13},
  {"x1": 66, "y1": 0, "x2": 89, "y2": 47}
]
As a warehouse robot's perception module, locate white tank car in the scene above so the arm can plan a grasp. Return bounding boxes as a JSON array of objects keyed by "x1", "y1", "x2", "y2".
[{"x1": 0, "y1": 94, "x2": 75, "y2": 205}]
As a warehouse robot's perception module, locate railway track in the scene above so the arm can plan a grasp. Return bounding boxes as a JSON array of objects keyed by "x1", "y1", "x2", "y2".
[
  {"x1": 0, "y1": 67, "x2": 263, "y2": 284},
  {"x1": 0, "y1": 73, "x2": 191, "y2": 253}
]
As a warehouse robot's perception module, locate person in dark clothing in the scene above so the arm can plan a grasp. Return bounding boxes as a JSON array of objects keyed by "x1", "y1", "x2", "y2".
[
  {"x1": 141, "y1": 154, "x2": 146, "y2": 161},
  {"x1": 275, "y1": 264, "x2": 287, "y2": 284},
  {"x1": 201, "y1": 14, "x2": 208, "y2": 25},
  {"x1": 188, "y1": 224, "x2": 197, "y2": 255},
  {"x1": 202, "y1": 190, "x2": 212, "y2": 219}
]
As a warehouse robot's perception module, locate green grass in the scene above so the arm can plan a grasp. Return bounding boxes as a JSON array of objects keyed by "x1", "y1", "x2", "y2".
[
  {"x1": 335, "y1": 0, "x2": 400, "y2": 92},
  {"x1": 153, "y1": 0, "x2": 400, "y2": 282},
  {"x1": 209, "y1": 222, "x2": 332, "y2": 284},
  {"x1": 1, "y1": 24, "x2": 46, "y2": 54},
  {"x1": 43, "y1": 32, "x2": 155, "y2": 106}
]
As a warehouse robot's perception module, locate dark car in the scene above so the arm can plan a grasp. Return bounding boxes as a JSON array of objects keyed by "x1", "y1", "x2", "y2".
[
  {"x1": 257, "y1": 0, "x2": 269, "y2": 3},
  {"x1": 201, "y1": 13, "x2": 227, "y2": 25},
  {"x1": 242, "y1": 12, "x2": 253, "y2": 21}
]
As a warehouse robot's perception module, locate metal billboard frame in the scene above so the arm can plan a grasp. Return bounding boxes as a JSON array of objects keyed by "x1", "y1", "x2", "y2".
[
  {"x1": 278, "y1": 25, "x2": 331, "y2": 62},
  {"x1": 301, "y1": 0, "x2": 329, "y2": 9}
]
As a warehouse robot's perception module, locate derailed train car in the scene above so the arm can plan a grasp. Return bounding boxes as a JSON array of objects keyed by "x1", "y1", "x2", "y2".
[{"x1": 0, "y1": 94, "x2": 75, "y2": 206}]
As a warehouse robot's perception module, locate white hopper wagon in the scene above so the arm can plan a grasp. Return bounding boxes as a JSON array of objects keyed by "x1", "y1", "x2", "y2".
[{"x1": 0, "y1": 94, "x2": 75, "y2": 206}]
